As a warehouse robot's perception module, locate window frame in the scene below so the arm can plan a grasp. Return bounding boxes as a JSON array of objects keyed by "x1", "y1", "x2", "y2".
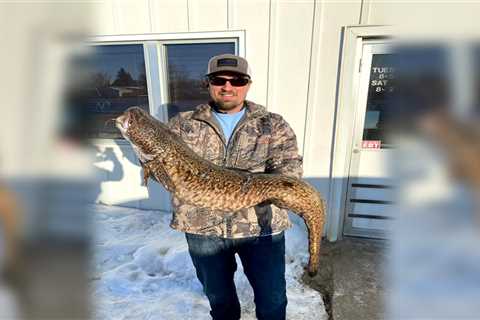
[{"x1": 86, "y1": 31, "x2": 245, "y2": 144}]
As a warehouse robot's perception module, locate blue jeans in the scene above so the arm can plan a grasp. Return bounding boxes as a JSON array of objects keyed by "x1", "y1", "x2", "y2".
[{"x1": 185, "y1": 232, "x2": 287, "y2": 320}]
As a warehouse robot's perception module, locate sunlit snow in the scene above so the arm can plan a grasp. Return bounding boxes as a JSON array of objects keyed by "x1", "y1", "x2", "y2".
[{"x1": 91, "y1": 204, "x2": 326, "y2": 319}]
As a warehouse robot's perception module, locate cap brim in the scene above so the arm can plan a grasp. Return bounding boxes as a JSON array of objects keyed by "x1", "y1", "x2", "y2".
[{"x1": 206, "y1": 69, "x2": 250, "y2": 77}]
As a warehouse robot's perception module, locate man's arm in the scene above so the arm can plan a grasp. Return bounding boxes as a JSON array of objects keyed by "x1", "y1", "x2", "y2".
[{"x1": 267, "y1": 114, "x2": 303, "y2": 179}]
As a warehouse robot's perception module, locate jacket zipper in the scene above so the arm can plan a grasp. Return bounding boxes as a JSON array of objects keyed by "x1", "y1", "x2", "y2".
[
  {"x1": 195, "y1": 108, "x2": 262, "y2": 237},
  {"x1": 202, "y1": 114, "x2": 249, "y2": 167},
  {"x1": 224, "y1": 113, "x2": 250, "y2": 167}
]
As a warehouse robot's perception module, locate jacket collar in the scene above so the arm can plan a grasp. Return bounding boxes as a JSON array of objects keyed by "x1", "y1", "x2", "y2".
[{"x1": 192, "y1": 100, "x2": 267, "y2": 123}]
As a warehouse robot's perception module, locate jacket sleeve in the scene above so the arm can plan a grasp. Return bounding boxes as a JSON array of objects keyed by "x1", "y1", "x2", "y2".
[{"x1": 267, "y1": 114, "x2": 303, "y2": 178}]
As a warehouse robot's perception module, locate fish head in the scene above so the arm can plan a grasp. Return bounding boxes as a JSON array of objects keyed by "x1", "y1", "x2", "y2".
[{"x1": 115, "y1": 106, "x2": 164, "y2": 161}]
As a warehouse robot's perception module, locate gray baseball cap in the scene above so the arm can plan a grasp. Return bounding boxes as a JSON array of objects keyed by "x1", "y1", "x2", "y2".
[{"x1": 206, "y1": 54, "x2": 251, "y2": 78}]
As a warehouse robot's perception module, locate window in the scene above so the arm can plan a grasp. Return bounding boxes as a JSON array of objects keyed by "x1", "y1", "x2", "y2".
[
  {"x1": 362, "y1": 53, "x2": 396, "y2": 147},
  {"x1": 83, "y1": 32, "x2": 242, "y2": 139},
  {"x1": 165, "y1": 42, "x2": 235, "y2": 120},
  {"x1": 84, "y1": 45, "x2": 149, "y2": 139}
]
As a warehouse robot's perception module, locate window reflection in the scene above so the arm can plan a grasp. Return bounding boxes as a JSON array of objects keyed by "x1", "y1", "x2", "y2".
[
  {"x1": 78, "y1": 42, "x2": 237, "y2": 138},
  {"x1": 165, "y1": 43, "x2": 235, "y2": 120},
  {"x1": 84, "y1": 45, "x2": 149, "y2": 139}
]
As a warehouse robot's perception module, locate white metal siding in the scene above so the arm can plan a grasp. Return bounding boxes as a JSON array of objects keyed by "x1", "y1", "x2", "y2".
[
  {"x1": 188, "y1": 0, "x2": 228, "y2": 31},
  {"x1": 228, "y1": 0, "x2": 270, "y2": 106},
  {"x1": 150, "y1": 0, "x2": 189, "y2": 33},
  {"x1": 302, "y1": 1, "x2": 362, "y2": 238}
]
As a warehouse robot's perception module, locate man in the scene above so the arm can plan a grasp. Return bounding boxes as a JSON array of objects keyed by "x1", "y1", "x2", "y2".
[{"x1": 168, "y1": 54, "x2": 302, "y2": 320}]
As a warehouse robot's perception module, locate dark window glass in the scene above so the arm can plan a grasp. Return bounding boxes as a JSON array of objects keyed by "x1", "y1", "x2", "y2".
[
  {"x1": 165, "y1": 43, "x2": 236, "y2": 119},
  {"x1": 362, "y1": 54, "x2": 396, "y2": 148},
  {"x1": 84, "y1": 45, "x2": 149, "y2": 139}
]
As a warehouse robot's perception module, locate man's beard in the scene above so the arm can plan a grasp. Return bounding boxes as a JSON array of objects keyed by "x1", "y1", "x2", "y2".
[
  {"x1": 211, "y1": 98, "x2": 242, "y2": 112},
  {"x1": 215, "y1": 101, "x2": 238, "y2": 111}
]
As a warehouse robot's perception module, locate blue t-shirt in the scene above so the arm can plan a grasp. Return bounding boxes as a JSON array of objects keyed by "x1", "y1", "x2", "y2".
[{"x1": 213, "y1": 108, "x2": 246, "y2": 143}]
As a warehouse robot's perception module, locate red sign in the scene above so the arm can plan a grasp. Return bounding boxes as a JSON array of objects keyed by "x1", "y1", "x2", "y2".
[{"x1": 362, "y1": 140, "x2": 381, "y2": 149}]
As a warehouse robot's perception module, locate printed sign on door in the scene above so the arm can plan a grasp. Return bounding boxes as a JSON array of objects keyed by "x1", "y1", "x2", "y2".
[{"x1": 362, "y1": 140, "x2": 381, "y2": 149}]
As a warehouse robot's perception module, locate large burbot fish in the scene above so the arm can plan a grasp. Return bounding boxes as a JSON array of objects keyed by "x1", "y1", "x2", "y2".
[{"x1": 115, "y1": 106, "x2": 326, "y2": 276}]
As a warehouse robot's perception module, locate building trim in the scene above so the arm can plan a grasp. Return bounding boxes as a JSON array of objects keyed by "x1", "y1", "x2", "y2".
[{"x1": 87, "y1": 30, "x2": 246, "y2": 45}]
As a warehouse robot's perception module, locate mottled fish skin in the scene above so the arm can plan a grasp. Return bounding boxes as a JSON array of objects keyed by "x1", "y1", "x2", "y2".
[{"x1": 116, "y1": 106, "x2": 326, "y2": 276}]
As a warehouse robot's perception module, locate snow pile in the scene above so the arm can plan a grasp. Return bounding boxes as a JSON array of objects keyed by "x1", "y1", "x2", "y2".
[{"x1": 91, "y1": 204, "x2": 326, "y2": 319}]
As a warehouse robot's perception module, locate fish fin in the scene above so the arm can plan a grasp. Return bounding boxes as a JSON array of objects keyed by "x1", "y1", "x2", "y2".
[
  {"x1": 139, "y1": 160, "x2": 150, "y2": 187},
  {"x1": 153, "y1": 161, "x2": 176, "y2": 193},
  {"x1": 141, "y1": 159, "x2": 175, "y2": 192},
  {"x1": 143, "y1": 168, "x2": 149, "y2": 187}
]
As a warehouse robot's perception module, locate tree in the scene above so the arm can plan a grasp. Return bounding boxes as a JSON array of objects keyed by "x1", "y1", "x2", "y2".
[
  {"x1": 91, "y1": 72, "x2": 111, "y2": 88},
  {"x1": 112, "y1": 68, "x2": 135, "y2": 86}
]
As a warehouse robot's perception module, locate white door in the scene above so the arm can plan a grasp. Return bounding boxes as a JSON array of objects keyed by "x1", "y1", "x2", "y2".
[{"x1": 343, "y1": 42, "x2": 395, "y2": 238}]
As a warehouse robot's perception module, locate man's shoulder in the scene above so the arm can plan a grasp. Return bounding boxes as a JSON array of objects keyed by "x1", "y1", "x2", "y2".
[
  {"x1": 267, "y1": 112, "x2": 286, "y2": 122},
  {"x1": 169, "y1": 110, "x2": 195, "y2": 122},
  {"x1": 263, "y1": 110, "x2": 291, "y2": 128},
  {"x1": 246, "y1": 101, "x2": 281, "y2": 121},
  {"x1": 261, "y1": 111, "x2": 295, "y2": 136},
  {"x1": 168, "y1": 104, "x2": 209, "y2": 125}
]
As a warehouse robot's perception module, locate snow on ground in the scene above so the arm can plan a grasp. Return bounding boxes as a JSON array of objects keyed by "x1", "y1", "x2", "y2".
[{"x1": 91, "y1": 204, "x2": 326, "y2": 320}]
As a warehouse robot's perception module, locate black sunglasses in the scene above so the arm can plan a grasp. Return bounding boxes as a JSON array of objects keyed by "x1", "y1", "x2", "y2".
[{"x1": 208, "y1": 76, "x2": 250, "y2": 87}]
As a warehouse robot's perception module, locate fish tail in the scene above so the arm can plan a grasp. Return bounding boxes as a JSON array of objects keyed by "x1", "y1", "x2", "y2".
[
  {"x1": 304, "y1": 198, "x2": 326, "y2": 277},
  {"x1": 270, "y1": 179, "x2": 326, "y2": 276}
]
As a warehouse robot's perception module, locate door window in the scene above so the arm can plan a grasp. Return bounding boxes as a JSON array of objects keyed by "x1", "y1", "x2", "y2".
[{"x1": 362, "y1": 53, "x2": 395, "y2": 149}]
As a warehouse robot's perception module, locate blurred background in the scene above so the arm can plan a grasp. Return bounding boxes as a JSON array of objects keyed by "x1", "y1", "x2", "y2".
[{"x1": 0, "y1": 2, "x2": 94, "y2": 319}]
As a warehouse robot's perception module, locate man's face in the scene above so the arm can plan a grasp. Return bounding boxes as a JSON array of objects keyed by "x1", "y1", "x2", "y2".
[{"x1": 208, "y1": 72, "x2": 251, "y2": 113}]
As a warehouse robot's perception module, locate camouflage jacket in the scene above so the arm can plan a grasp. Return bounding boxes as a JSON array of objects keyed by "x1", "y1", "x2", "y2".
[{"x1": 167, "y1": 100, "x2": 303, "y2": 238}]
